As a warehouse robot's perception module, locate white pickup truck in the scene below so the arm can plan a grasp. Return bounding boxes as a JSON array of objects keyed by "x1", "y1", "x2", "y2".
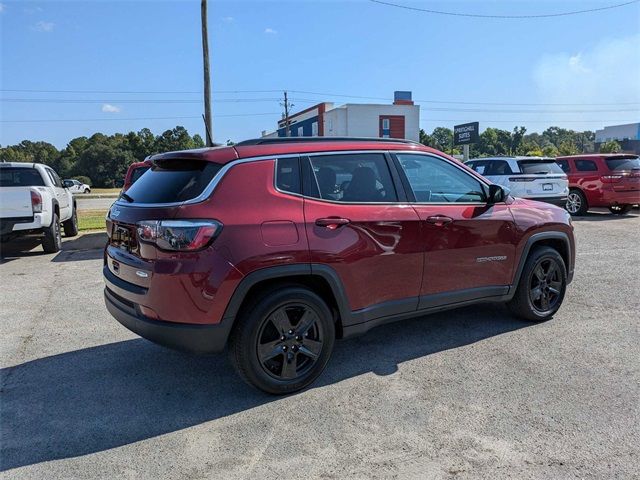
[{"x1": 0, "y1": 162, "x2": 78, "y2": 253}]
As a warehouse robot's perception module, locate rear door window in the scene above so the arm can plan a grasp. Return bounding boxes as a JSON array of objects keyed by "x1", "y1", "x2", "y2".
[
  {"x1": 123, "y1": 159, "x2": 222, "y2": 204},
  {"x1": 0, "y1": 167, "x2": 46, "y2": 187},
  {"x1": 575, "y1": 160, "x2": 598, "y2": 172},
  {"x1": 517, "y1": 160, "x2": 564, "y2": 175},
  {"x1": 605, "y1": 156, "x2": 640, "y2": 171},
  {"x1": 275, "y1": 157, "x2": 301, "y2": 194},
  {"x1": 556, "y1": 159, "x2": 571, "y2": 173},
  {"x1": 485, "y1": 160, "x2": 513, "y2": 175}
]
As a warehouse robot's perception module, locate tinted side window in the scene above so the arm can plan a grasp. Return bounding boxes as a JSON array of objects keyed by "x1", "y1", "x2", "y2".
[
  {"x1": 397, "y1": 154, "x2": 486, "y2": 203},
  {"x1": 307, "y1": 153, "x2": 397, "y2": 202},
  {"x1": 275, "y1": 157, "x2": 301, "y2": 194},
  {"x1": 124, "y1": 159, "x2": 222, "y2": 204},
  {"x1": 485, "y1": 160, "x2": 513, "y2": 175},
  {"x1": 556, "y1": 159, "x2": 571, "y2": 173},
  {"x1": 575, "y1": 160, "x2": 598, "y2": 172},
  {"x1": 467, "y1": 160, "x2": 488, "y2": 175},
  {"x1": 49, "y1": 169, "x2": 64, "y2": 188},
  {"x1": 130, "y1": 166, "x2": 151, "y2": 185}
]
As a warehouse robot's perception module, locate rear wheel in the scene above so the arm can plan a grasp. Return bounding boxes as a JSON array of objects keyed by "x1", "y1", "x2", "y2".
[
  {"x1": 608, "y1": 204, "x2": 632, "y2": 215},
  {"x1": 229, "y1": 286, "x2": 335, "y2": 394},
  {"x1": 84, "y1": 188, "x2": 91, "y2": 193},
  {"x1": 42, "y1": 213, "x2": 62, "y2": 253},
  {"x1": 566, "y1": 189, "x2": 588, "y2": 216},
  {"x1": 508, "y1": 246, "x2": 567, "y2": 322}
]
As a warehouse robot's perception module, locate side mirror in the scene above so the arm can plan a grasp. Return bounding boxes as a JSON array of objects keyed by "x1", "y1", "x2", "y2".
[{"x1": 488, "y1": 184, "x2": 508, "y2": 204}]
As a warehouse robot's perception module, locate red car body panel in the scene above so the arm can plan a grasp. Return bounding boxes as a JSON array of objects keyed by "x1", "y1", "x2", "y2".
[
  {"x1": 104, "y1": 140, "x2": 575, "y2": 354},
  {"x1": 122, "y1": 160, "x2": 152, "y2": 191},
  {"x1": 557, "y1": 154, "x2": 640, "y2": 208}
]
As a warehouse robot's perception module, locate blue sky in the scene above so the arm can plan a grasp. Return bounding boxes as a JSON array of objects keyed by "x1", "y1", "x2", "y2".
[{"x1": 1, "y1": 0, "x2": 639, "y2": 148}]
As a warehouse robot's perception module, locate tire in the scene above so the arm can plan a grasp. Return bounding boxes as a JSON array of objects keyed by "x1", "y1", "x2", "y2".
[
  {"x1": 608, "y1": 204, "x2": 632, "y2": 215},
  {"x1": 566, "y1": 189, "x2": 588, "y2": 216},
  {"x1": 507, "y1": 246, "x2": 567, "y2": 322},
  {"x1": 63, "y1": 205, "x2": 79, "y2": 237},
  {"x1": 84, "y1": 188, "x2": 91, "y2": 194},
  {"x1": 229, "y1": 285, "x2": 335, "y2": 395},
  {"x1": 42, "y1": 213, "x2": 62, "y2": 253}
]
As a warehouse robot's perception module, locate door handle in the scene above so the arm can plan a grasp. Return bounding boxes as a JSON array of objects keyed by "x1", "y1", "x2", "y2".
[
  {"x1": 426, "y1": 215, "x2": 453, "y2": 226},
  {"x1": 315, "y1": 217, "x2": 350, "y2": 230}
]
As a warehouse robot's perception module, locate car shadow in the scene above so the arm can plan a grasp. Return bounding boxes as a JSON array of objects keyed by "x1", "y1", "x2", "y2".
[
  {"x1": 572, "y1": 210, "x2": 639, "y2": 222},
  {"x1": 0, "y1": 304, "x2": 529, "y2": 472},
  {"x1": 0, "y1": 237, "x2": 45, "y2": 264},
  {"x1": 51, "y1": 232, "x2": 107, "y2": 262}
]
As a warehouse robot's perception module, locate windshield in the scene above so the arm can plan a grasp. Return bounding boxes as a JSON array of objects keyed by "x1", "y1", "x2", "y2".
[
  {"x1": 606, "y1": 156, "x2": 640, "y2": 171},
  {"x1": 517, "y1": 160, "x2": 564, "y2": 175},
  {"x1": 123, "y1": 159, "x2": 222, "y2": 204},
  {"x1": 0, "y1": 167, "x2": 46, "y2": 187}
]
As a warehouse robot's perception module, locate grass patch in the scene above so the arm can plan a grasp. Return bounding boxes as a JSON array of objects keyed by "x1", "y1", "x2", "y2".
[
  {"x1": 78, "y1": 209, "x2": 108, "y2": 231},
  {"x1": 89, "y1": 188, "x2": 121, "y2": 194}
]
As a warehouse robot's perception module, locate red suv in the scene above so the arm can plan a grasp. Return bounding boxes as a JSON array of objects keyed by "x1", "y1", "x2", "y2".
[
  {"x1": 556, "y1": 154, "x2": 640, "y2": 215},
  {"x1": 104, "y1": 138, "x2": 575, "y2": 394}
]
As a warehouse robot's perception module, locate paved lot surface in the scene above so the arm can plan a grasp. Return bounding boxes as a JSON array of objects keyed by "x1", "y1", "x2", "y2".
[
  {"x1": 76, "y1": 197, "x2": 116, "y2": 211},
  {"x1": 1, "y1": 211, "x2": 639, "y2": 479}
]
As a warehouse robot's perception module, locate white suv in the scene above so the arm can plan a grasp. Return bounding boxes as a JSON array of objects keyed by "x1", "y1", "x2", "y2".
[
  {"x1": 465, "y1": 156, "x2": 569, "y2": 207},
  {"x1": 0, "y1": 162, "x2": 78, "y2": 252},
  {"x1": 63, "y1": 178, "x2": 91, "y2": 194}
]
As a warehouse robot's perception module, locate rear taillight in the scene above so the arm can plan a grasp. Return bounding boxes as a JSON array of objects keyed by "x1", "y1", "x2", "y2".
[
  {"x1": 601, "y1": 175, "x2": 623, "y2": 183},
  {"x1": 136, "y1": 219, "x2": 222, "y2": 251},
  {"x1": 30, "y1": 190, "x2": 42, "y2": 213}
]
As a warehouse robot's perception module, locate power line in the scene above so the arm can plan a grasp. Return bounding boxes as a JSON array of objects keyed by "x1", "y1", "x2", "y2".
[
  {"x1": 0, "y1": 98, "x2": 282, "y2": 104},
  {"x1": 369, "y1": 0, "x2": 640, "y2": 19},
  {"x1": 0, "y1": 113, "x2": 280, "y2": 123},
  {"x1": 0, "y1": 88, "x2": 283, "y2": 94}
]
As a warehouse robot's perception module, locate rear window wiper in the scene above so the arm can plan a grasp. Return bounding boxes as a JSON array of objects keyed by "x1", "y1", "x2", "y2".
[{"x1": 120, "y1": 192, "x2": 135, "y2": 203}]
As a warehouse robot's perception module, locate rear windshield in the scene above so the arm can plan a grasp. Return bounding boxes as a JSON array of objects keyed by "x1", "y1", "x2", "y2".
[
  {"x1": 517, "y1": 160, "x2": 564, "y2": 175},
  {"x1": 130, "y1": 165, "x2": 151, "y2": 185},
  {"x1": 606, "y1": 156, "x2": 640, "y2": 171},
  {"x1": 123, "y1": 159, "x2": 222, "y2": 204},
  {"x1": 0, "y1": 167, "x2": 46, "y2": 187}
]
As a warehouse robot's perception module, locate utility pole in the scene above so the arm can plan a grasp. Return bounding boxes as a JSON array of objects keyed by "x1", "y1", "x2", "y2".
[
  {"x1": 281, "y1": 91, "x2": 293, "y2": 137},
  {"x1": 201, "y1": 0, "x2": 213, "y2": 146}
]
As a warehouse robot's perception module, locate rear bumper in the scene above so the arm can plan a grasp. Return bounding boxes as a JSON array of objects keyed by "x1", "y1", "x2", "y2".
[
  {"x1": 104, "y1": 268, "x2": 232, "y2": 354},
  {"x1": 0, "y1": 215, "x2": 42, "y2": 235},
  {"x1": 600, "y1": 189, "x2": 640, "y2": 206},
  {"x1": 525, "y1": 196, "x2": 568, "y2": 207}
]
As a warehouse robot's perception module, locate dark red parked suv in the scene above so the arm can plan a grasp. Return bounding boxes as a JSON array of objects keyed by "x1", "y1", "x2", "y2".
[
  {"x1": 556, "y1": 154, "x2": 640, "y2": 215},
  {"x1": 104, "y1": 138, "x2": 575, "y2": 394}
]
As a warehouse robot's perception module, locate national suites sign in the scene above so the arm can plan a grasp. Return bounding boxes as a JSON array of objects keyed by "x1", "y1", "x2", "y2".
[{"x1": 454, "y1": 122, "x2": 479, "y2": 145}]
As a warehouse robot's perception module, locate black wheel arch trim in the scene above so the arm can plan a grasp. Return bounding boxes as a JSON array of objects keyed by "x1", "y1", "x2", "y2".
[{"x1": 512, "y1": 231, "x2": 574, "y2": 288}]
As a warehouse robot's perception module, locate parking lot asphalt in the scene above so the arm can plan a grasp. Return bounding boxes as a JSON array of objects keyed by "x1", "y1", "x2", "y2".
[{"x1": 1, "y1": 210, "x2": 638, "y2": 479}]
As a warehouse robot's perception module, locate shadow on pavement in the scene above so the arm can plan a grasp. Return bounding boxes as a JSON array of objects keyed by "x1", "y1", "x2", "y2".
[
  {"x1": 0, "y1": 304, "x2": 529, "y2": 471},
  {"x1": 51, "y1": 232, "x2": 107, "y2": 262},
  {"x1": 572, "y1": 210, "x2": 639, "y2": 222}
]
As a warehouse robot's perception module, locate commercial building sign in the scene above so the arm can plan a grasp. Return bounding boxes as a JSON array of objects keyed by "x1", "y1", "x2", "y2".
[{"x1": 454, "y1": 122, "x2": 479, "y2": 145}]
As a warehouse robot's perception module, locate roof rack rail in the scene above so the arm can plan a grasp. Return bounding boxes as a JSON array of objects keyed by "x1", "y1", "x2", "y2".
[{"x1": 235, "y1": 136, "x2": 421, "y2": 147}]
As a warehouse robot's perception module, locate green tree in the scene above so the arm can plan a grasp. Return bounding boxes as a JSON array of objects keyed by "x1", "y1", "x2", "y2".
[
  {"x1": 430, "y1": 127, "x2": 454, "y2": 152},
  {"x1": 599, "y1": 140, "x2": 622, "y2": 153},
  {"x1": 557, "y1": 140, "x2": 578, "y2": 156}
]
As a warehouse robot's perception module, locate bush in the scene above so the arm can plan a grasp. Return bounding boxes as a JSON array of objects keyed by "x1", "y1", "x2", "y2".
[{"x1": 74, "y1": 175, "x2": 92, "y2": 186}]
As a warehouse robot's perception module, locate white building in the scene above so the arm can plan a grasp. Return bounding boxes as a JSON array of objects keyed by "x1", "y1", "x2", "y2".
[
  {"x1": 263, "y1": 91, "x2": 420, "y2": 141},
  {"x1": 595, "y1": 122, "x2": 640, "y2": 154}
]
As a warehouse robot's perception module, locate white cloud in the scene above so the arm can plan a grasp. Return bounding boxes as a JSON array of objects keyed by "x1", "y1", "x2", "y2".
[
  {"x1": 264, "y1": 28, "x2": 277, "y2": 35},
  {"x1": 101, "y1": 104, "x2": 121, "y2": 113},
  {"x1": 222, "y1": 16, "x2": 234, "y2": 23},
  {"x1": 533, "y1": 34, "x2": 640, "y2": 127},
  {"x1": 32, "y1": 20, "x2": 54, "y2": 32},
  {"x1": 0, "y1": 3, "x2": 6, "y2": 13}
]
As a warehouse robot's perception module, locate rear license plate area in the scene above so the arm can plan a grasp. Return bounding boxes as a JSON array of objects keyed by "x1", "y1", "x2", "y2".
[
  {"x1": 542, "y1": 183, "x2": 553, "y2": 191},
  {"x1": 110, "y1": 224, "x2": 137, "y2": 253}
]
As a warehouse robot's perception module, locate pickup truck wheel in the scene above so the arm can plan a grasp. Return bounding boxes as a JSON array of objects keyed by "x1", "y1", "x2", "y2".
[
  {"x1": 229, "y1": 286, "x2": 335, "y2": 395},
  {"x1": 42, "y1": 213, "x2": 62, "y2": 253},
  {"x1": 566, "y1": 189, "x2": 588, "y2": 216},
  {"x1": 84, "y1": 188, "x2": 91, "y2": 193},
  {"x1": 508, "y1": 246, "x2": 567, "y2": 322},
  {"x1": 608, "y1": 204, "x2": 632, "y2": 215},
  {"x1": 63, "y1": 207, "x2": 79, "y2": 237}
]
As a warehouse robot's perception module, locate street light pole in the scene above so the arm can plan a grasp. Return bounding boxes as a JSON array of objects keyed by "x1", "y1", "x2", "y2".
[{"x1": 201, "y1": 0, "x2": 213, "y2": 146}]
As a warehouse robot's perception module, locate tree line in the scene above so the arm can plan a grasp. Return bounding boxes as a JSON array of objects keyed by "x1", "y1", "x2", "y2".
[
  {"x1": 420, "y1": 125, "x2": 621, "y2": 158},
  {"x1": 1, "y1": 124, "x2": 622, "y2": 187},
  {"x1": 0, "y1": 126, "x2": 205, "y2": 187}
]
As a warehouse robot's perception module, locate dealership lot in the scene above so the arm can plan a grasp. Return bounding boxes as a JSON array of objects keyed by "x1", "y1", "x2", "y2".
[{"x1": 1, "y1": 211, "x2": 638, "y2": 479}]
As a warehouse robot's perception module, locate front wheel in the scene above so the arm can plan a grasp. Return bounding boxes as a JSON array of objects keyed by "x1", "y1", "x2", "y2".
[
  {"x1": 84, "y1": 188, "x2": 91, "y2": 194},
  {"x1": 229, "y1": 286, "x2": 335, "y2": 394},
  {"x1": 566, "y1": 189, "x2": 588, "y2": 216},
  {"x1": 608, "y1": 204, "x2": 632, "y2": 215},
  {"x1": 42, "y1": 213, "x2": 62, "y2": 253},
  {"x1": 507, "y1": 246, "x2": 567, "y2": 322},
  {"x1": 63, "y1": 206, "x2": 79, "y2": 237}
]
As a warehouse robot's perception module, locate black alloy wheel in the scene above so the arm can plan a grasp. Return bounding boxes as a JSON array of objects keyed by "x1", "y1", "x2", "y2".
[
  {"x1": 257, "y1": 303, "x2": 324, "y2": 380},
  {"x1": 529, "y1": 258, "x2": 563, "y2": 314}
]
